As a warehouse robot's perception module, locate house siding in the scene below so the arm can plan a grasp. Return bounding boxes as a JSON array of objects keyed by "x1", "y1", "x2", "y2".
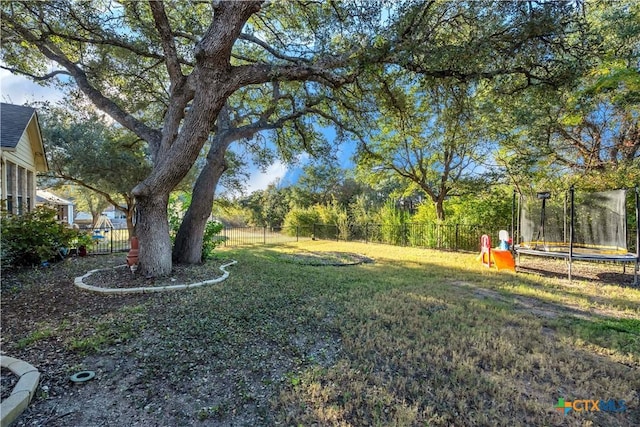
[
  {"x1": 1, "y1": 130, "x2": 39, "y2": 213},
  {"x1": 0, "y1": 105, "x2": 47, "y2": 214}
]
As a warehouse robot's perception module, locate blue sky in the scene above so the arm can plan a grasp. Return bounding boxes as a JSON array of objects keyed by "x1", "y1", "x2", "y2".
[{"x1": 0, "y1": 69, "x2": 357, "y2": 194}]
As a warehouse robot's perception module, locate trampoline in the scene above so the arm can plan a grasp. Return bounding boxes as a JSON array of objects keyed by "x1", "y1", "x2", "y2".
[{"x1": 513, "y1": 187, "x2": 639, "y2": 284}]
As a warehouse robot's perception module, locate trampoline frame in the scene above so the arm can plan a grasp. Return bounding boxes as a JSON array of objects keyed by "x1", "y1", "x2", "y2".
[{"x1": 513, "y1": 186, "x2": 639, "y2": 285}]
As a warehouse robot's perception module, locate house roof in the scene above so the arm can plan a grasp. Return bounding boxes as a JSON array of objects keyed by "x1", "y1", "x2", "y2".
[
  {"x1": 36, "y1": 190, "x2": 73, "y2": 206},
  {"x1": 0, "y1": 102, "x2": 48, "y2": 171},
  {"x1": 1, "y1": 103, "x2": 37, "y2": 149}
]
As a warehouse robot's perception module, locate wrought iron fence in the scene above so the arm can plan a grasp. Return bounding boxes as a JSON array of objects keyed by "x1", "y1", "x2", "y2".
[
  {"x1": 78, "y1": 226, "x2": 131, "y2": 254},
  {"x1": 78, "y1": 223, "x2": 638, "y2": 255},
  {"x1": 311, "y1": 223, "x2": 510, "y2": 252},
  {"x1": 214, "y1": 226, "x2": 313, "y2": 247}
]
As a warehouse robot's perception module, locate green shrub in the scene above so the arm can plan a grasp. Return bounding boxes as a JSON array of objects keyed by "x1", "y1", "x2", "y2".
[
  {"x1": 1, "y1": 206, "x2": 89, "y2": 267},
  {"x1": 202, "y1": 220, "x2": 224, "y2": 261},
  {"x1": 316, "y1": 201, "x2": 350, "y2": 240},
  {"x1": 375, "y1": 201, "x2": 408, "y2": 245},
  {"x1": 168, "y1": 194, "x2": 223, "y2": 261},
  {"x1": 283, "y1": 207, "x2": 320, "y2": 237}
]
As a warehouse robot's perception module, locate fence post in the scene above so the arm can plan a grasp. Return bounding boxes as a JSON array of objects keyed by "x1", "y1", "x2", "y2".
[
  {"x1": 110, "y1": 226, "x2": 114, "y2": 253},
  {"x1": 402, "y1": 223, "x2": 407, "y2": 246},
  {"x1": 365, "y1": 223, "x2": 368, "y2": 244},
  {"x1": 296, "y1": 226, "x2": 299, "y2": 242},
  {"x1": 455, "y1": 224, "x2": 459, "y2": 251},
  {"x1": 264, "y1": 226, "x2": 266, "y2": 245},
  {"x1": 313, "y1": 223, "x2": 316, "y2": 240}
]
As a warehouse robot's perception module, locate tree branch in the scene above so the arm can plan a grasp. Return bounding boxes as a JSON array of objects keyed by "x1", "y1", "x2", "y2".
[
  {"x1": 2, "y1": 15, "x2": 162, "y2": 148},
  {"x1": 0, "y1": 66, "x2": 71, "y2": 81},
  {"x1": 46, "y1": 171, "x2": 128, "y2": 213},
  {"x1": 148, "y1": 0, "x2": 184, "y2": 85},
  {"x1": 238, "y1": 32, "x2": 310, "y2": 64}
]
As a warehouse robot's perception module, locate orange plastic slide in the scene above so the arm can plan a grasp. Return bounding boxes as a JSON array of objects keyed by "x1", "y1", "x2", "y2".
[{"x1": 491, "y1": 249, "x2": 515, "y2": 271}]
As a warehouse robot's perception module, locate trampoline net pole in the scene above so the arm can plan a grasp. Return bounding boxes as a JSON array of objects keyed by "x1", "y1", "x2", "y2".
[
  {"x1": 511, "y1": 189, "x2": 516, "y2": 248},
  {"x1": 569, "y1": 186, "x2": 574, "y2": 283},
  {"x1": 636, "y1": 187, "x2": 639, "y2": 285}
]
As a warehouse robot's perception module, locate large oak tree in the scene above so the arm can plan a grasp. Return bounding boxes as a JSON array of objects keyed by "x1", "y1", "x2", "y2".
[{"x1": 2, "y1": 0, "x2": 373, "y2": 275}]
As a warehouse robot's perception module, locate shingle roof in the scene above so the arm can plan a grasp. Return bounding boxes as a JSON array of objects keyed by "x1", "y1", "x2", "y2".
[
  {"x1": 36, "y1": 190, "x2": 73, "y2": 205},
  {"x1": 1, "y1": 103, "x2": 36, "y2": 149}
]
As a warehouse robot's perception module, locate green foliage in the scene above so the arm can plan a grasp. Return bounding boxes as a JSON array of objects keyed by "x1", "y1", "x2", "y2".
[
  {"x1": 1, "y1": 206, "x2": 89, "y2": 267},
  {"x1": 412, "y1": 202, "x2": 438, "y2": 224},
  {"x1": 446, "y1": 187, "x2": 513, "y2": 226},
  {"x1": 212, "y1": 200, "x2": 252, "y2": 227},
  {"x1": 168, "y1": 193, "x2": 191, "y2": 242},
  {"x1": 202, "y1": 220, "x2": 224, "y2": 262},
  {"x1": 374, "y1": 201, "x2": 408, "y2": 246},
  {"x1": 315, "y1": 200, "x2": 350, "y2": 240},
  {"x1": 168, "y1": 192, "x2": 223, "y2": 261},
  {"x1": 283, "y1": 207, "x2": 320, "y2": 237}
]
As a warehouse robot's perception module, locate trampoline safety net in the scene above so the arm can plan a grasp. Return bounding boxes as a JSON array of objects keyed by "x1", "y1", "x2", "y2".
[{"x1": 519, "y1": 189, "x2": 628, "y2": 254}]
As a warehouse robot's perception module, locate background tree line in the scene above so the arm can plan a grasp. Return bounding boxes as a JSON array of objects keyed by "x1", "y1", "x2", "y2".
[{"x1": 3, "y1": 0, "x2": 638, "y2": 275}]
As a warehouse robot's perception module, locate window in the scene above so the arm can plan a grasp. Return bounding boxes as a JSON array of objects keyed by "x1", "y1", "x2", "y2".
[
  {"x1": 17, "y1": 166, "x2": 25, "y2": 215},
  {"x1": 27, "y1": 171, "x2": 34, "y2": 212},
  {"x1": 6, "y1": 161, "x2": 15, "y2": 214}
]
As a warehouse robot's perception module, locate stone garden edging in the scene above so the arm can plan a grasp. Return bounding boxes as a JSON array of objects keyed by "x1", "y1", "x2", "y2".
[
  {"x1": 74, "y1": 260, "x2": 238, "y2": 295},
  {"x1": 0, "y1": 355, "x2": 40, "y2": 427}
]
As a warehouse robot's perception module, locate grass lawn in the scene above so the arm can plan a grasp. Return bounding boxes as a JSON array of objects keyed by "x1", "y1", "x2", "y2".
[{"x1": 2, "y1": 240, "x2": 638, "y2": 426}]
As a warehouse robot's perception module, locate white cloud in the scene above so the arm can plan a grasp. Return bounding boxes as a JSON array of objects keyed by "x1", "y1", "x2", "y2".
[
  {"x1": 0, "y1": 69, "x2": 64, "y2": 105},
  {"x1": 245, "y1": 160, "x2": 288, "y2": 193}
]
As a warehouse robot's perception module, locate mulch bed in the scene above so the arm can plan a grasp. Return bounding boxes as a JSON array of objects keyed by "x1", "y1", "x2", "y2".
[
  {"x1": 281, "y1": 251, "x2": 374, "y2": 266},
  {"x1": 517, "y1": 254, "x2": 638, "y2": 286},
  {"x1": 81, "y1": 260, "x2": 231, "y2": 289},
  {"x1": 1, "y1": 368, "x2": 19, "y2": 400}
]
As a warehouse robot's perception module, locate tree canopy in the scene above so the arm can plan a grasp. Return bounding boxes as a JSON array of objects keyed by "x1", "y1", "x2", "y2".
[
  {"x1": 2, "y1": 0, "x2": 380, "y2": 275},
  {"x1": 3, "y1": 0, "x2": 629, "y2": 274}
]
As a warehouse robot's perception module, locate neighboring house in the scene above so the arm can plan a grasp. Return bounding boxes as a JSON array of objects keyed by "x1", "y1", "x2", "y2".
[
  {"x1": 36, "y1": 189, "x2": 74, "y2": 225},
  {"x1": 0, "y1": 103, "x2": 48, "y2": 214}
]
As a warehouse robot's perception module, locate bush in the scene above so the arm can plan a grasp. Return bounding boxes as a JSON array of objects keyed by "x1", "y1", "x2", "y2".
[
  {"x1": 374, "y1": 201, "x2": 408, "y2": 245},
  {"x1": 316, "y1": 201, "x2": 350, "y2": 240},
  {"x1": 168, "y1": 195, "x2": 224, "y2": 262},
  {"x1": 1, "y1": 206, "x2": 89, "y2": 267},
  {"x1": 202, "y1": 220, "x2": 224, "y2": 261},
  {"x1": 283, "y1": 207, "x2": 320, "y2": 237}
]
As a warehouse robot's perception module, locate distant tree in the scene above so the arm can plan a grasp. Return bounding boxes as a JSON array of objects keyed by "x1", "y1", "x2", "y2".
[
  {"x1": 358, "y1": 77, "x2": 490, "y2": 221},
  {"x1": 67, "y1": 186, "x2": 111, "y2": 229},
  {"x1": 39, "y1": 101, "x2": 150, "y2": 237}
]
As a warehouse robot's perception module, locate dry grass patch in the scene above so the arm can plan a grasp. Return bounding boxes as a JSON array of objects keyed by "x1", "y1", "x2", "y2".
[
  {"x1": 2, "y1": 242, "x2": 638, "y2": 426},
  {"x1": 272, "y1": 241, "x2": 639, "y2": 426}
]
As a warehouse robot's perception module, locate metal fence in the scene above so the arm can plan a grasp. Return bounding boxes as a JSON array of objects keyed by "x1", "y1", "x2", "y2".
[
  {"x1": 311, "y1": 223, "x2": 510, "y2": 252},
  {"x1": 214, "y1": 223, "x2": 508, "y2": 252},
  {"x1": 214, "y1": 226, "x2": 313, "y2": 247},
  {"x1": 82, "y1": 223, "x2": 638, "y2": 255},
  {"x1": 79, "y1": 226, "x2": 131, "y2": 254}
]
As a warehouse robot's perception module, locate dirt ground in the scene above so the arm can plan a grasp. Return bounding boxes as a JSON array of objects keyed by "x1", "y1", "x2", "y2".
[
  {"x1": 515, "y1": 254, "x2": 638, "y2": 287},
  {"x1": 1, "y1": 254, "x2": 340, "y2": 426}
]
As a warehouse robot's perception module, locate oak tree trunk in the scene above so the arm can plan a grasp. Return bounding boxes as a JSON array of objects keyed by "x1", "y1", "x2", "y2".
[
  {"x1": 173, "y1": 141, "x2": 228, "y2": 264},
  {"x1": 135, "y1": 193, "x2": 172, "y2": 277},
  {"x1": 435, "y1": 199, "x2": 446, "y2": 222}
]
